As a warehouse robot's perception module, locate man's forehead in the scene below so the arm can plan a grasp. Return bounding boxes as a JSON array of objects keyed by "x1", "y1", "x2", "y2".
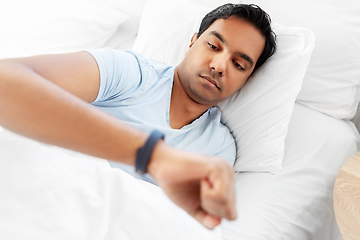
[{"x1": 206, "y1": 16, "x2": 243, "y2": 30}]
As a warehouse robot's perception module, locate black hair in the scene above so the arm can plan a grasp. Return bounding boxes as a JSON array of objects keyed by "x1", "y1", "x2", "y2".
[{"x1": 198, "y1": 3, "x2": 276, "y2": 72}]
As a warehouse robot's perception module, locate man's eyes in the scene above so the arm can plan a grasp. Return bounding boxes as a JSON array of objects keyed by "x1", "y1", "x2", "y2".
[
  {"x1": 207, "y1": 42, "x2": 219, "y2": 50},
  {"x1": 232, "y1": 59, "x2": 245, "y2": 71},
  {"x1": 207, "y1": 42, "x2": 245, "y2": 71}
]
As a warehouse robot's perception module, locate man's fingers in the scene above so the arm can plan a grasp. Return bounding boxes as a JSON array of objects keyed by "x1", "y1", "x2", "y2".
[
  {"x1": 190, "y1": 207, "x2": 221, "y2": 230},
  {"x1": 201, "y1": 174, "x2": 237, "y2": 220},
  {"x1": 202, "y1": 214, "x2": 221, "y2": 229}
]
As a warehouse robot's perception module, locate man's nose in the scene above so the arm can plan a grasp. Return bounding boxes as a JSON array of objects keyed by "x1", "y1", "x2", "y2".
[{"x1": 210, "y1": 54, "x2": 227, "y2": 77}]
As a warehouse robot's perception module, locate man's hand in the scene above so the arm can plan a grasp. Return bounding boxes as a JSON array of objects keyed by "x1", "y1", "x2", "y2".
[{"x1": 148, "y1": 141, "x2": 237, "y2": 229}]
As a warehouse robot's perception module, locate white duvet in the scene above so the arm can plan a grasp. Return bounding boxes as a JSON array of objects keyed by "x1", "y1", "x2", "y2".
[{"x1": 0, "y1": 128, "x2": 218, "y2": 240}]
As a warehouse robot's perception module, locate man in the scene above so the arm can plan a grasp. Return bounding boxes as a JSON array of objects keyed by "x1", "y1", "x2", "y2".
[{"x1": 0, "y1": 3, "x2": 275, "y2": 230}]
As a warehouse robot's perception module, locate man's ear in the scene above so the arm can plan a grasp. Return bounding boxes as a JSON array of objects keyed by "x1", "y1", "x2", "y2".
[{"x1": 189, "y1": 33, "x2": 198, "y2": 48}]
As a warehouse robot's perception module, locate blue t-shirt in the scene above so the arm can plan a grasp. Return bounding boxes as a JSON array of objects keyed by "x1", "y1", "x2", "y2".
[{"x1": 87, "y1": 48, "x2": 236, "y2": 183}]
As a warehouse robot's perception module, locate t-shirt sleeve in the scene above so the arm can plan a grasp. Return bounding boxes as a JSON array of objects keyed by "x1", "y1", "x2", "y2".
[{"x1": 86, "y1": 48, "x2": 142, "y2": 104}]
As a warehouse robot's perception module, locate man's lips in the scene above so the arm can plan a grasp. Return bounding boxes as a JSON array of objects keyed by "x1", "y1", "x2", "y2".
[{"x1": 200, "y1": 75, "x2": 219, "y2": 89}]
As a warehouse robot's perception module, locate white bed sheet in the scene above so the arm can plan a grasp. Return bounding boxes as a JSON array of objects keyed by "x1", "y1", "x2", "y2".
[{"x1": 0, "y1": 103, "x2": 358, "y2": 240}]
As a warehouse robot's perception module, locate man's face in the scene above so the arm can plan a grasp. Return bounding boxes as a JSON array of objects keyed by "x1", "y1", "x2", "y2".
[{"x1": 176, "y1": 16, "x2": 265, "y2": 107}]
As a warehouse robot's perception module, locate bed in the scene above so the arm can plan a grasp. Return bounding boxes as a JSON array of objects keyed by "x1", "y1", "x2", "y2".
[{"x1": 1, "y1": 0, "x2": 359, "y2": 239}]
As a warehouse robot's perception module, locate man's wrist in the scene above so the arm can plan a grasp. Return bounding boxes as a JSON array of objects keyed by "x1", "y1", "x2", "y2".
[
  {"x1": 146, "y1": 140, "x2": 173, "y2": 182},
  {"x1": 135, "y1": 130, "x2": 164, "y2": 175}
]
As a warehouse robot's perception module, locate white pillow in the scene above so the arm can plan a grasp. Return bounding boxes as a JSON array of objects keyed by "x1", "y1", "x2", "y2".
[
  {"x1": 132, "y1": 0, "x2": 315, "y2": 172},
  {"x1": 132, "y1": 0, "x2": 211, "y2": 66},
  {"x1": 245, "y1": 0, "x2": 360, "y2": 120},
  {"x1": 0, "y1": 0, "x2": 129, "y2": 58}
]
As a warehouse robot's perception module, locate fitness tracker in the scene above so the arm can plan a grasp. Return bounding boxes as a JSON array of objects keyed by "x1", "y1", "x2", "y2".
[{"x1": 135, "y1": 130, "x2": 165, "y2": 175}]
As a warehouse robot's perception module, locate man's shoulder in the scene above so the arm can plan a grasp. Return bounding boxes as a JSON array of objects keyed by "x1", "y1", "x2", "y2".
[
  {"x1": 87, "y1": 48, "x2": 174, "y2": 74},
  {"x1": 88, "y1": 48, "x2": 175, "y2": 88},
  {"x1": 124, "y1": 50, "x2": 175, "y2": 78}
]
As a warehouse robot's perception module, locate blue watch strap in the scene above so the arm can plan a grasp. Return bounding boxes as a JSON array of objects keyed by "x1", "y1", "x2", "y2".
[{"x1": 135, "y1": 130, "x2": 165, "y2": 175}]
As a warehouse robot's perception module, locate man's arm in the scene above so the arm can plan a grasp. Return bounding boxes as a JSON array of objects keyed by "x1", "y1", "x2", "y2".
[
  {"x1": 0, "y1": 52, "x2": 236, "y2": 229},
  {"x1": 0, "y1": 52, "x2": 146, "y2": 164},
  {"x1": 9, "y1": 51, "x2": 100, "y2": 103}
]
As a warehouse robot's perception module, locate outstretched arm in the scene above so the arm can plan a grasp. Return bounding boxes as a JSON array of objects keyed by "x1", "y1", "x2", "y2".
[
  {"x1": 0, "y1": 52, "x2": 236, "y2": 229},
  {"x1": 0, "y1": 52, "x2": 147, "y2": 164}
]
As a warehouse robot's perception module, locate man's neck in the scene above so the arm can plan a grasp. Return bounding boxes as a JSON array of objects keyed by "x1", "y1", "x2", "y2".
[{"x1": 169, "y1": 69, "x2": 211, "y2": 129}]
